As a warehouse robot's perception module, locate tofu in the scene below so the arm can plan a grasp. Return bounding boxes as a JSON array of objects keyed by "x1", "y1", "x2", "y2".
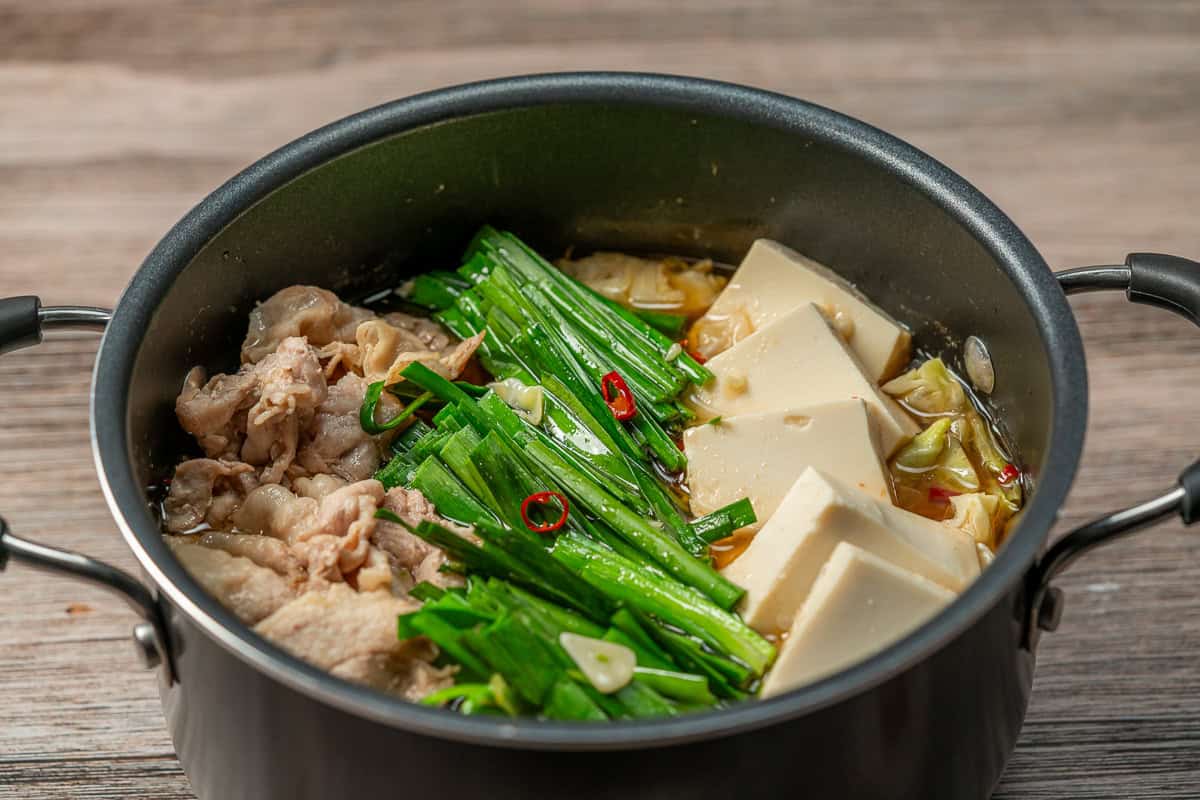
[
  {"x1": 721, "y1": 467, "x2": 979, "y2": 634},
  {"x1": 759, "y1": 541, "x2": 954, "y2": 698},
  {"x1": 685, "y1": 303, "x2": 919, "y2": 456},
  {"x1": 694, "y1": 239, "x2": 912, "y2": 382},
  {"x1": 683, "y1": 401, "x2": 891, "y2": 528}
]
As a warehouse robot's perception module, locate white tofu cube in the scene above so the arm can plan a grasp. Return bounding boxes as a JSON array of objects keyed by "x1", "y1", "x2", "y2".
[
  {"x1": 759, "y1": 541, "x2": 955, "y2": 698},
  {"x1": 683, "y1": 400, "x2": 891, "y2": 528},
  {"x1": 720, "y1": 467, "x2": 979, "y2": 635},
  {"x1": 693, "y1": 239, "x2": 912, "y2": 383},
  {"x1": 685, "y1": 303, "x2": 919, "y2": 456}
]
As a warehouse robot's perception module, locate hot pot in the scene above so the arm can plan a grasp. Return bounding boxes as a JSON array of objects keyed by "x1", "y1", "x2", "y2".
[{"x1": 1, "y1": 73, "x2": 1197, "y2": 800}]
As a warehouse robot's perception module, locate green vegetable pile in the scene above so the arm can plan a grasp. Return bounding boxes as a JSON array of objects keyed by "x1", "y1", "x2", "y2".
[{"x1": 366, "y1": 227, "x2": 772, "y2": 719}]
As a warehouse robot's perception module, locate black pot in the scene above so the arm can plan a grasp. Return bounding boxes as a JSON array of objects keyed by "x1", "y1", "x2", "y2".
[{"x1": 2, "y1": 73, "x2": 1198, "y2": 800}]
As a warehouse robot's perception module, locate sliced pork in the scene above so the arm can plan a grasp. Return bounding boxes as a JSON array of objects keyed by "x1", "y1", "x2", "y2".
[
  {"x1": 163, "y1": 458, "x2": 258, "y2": 533},
  {"x1": 165, "y1": 538, "x2": 295, "y2": 624},
  {"x1": 176, "y1": 336, "x2": 328, "y2": 483},
  {"x1": 357, "y1": 320, "x2": 485, "y2": 385},
  {"x1": 230, "y1": 479, "x2": 385, "y2": 585},
  {"x1": 382, "y1": 310, "x2": 454, "y2": 351},
  {"x1": 196, "y1": 531, "x2": 301, "y2": 581},
  {"x1": 241, "y1": 284, "x2": 385, "y2": 364},
  {"x1": 175, "y1": 369, "x2": 257, "y2": 460},
  {"x1": 373, "y1": 487, "x2": 471, "y2": 589},
  {"x1": 295, "y1": 373, "x2": 380, "y2": 482},
  {"x1": 254, "y1": 583, "x2": 452, "y2": 699},
  {"x1": 240, "y1": 338, "x2": 327, "y2": 483},
  {"x1": 163, "y1": 284, "x2": 481, "y2": 702}
]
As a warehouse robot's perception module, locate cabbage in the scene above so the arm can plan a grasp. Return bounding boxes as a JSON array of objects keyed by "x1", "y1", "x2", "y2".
[
  {"x1": 882, "y1": 357, "x2": 966, "y2": 416},
  {"x1": 948, "y1": 492, "x2": 999, "y2": 548},
  {"x1": 892, "y1": 418, "x2": 951, "y2": 470},
  {"x1": 892, "y1": 417, "x2": 980, "y2": 493},
  {"x1": 932, "y1": 437, "x2": 981, "y2": 493}
]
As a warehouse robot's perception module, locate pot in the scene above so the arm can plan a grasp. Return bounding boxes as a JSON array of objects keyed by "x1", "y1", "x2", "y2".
[{"x1": 1, "y1": 73, "x2": 1197, "y2": 800}]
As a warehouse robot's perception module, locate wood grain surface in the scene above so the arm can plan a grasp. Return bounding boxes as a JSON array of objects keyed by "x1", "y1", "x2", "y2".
[{"x1": 1, "y1": 2, "x2": 1198, "y2": 797}]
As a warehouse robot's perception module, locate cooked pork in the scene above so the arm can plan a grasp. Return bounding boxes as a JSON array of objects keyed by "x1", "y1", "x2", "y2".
[
  {"x1": 166, "y1": 538, "x2": 296, "y2": 624},
  {"x1": 196, "y1": 531, "x2": 301, "y2": 581},
  {"x1": 373, "y1": 487, "x2": 472, "y2": 590},
  {"x1": 241, "y1": 337, "x2": 327, "y2": 483},
  {"x1": 382, "y1": 310, "x2": 454, "y2": 351},
  {"x1": 176, "y1": 336, "x2": 328, "y2": 483},
  {"x1": 295, "y1": 373, "x2": 380, "y2": 482},
  {"x1": 175, "y1": 369, "x2": 257, "y2": 460},
  {"x1": 164, "y1": 284, "x2": 480, "y2": 700},
  {"x1": 242, "y1": 285, "x2": 373, "y2": 364},
  {"x1": 357, "y1": 320, "x2": 486, "y2": 386},
  {"x1": 292, "y1": 473, "x2": 349, "y2": 500},
  {"x1": 254, "y1": 583, "x2": 453, "y2": 699},
  {"x1": 163, "y1": 458, "x2": 257, "y2": 533}
]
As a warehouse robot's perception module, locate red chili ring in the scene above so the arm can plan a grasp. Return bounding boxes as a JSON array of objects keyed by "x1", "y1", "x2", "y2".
[
  {"x1": 680, "y1": 339, "x2": 706, "y2": 364},
  {"x1": 600, "y1": 370, "x2": 637, "y2": 422},
  {"x1": 520, "y1": 491, "x2": 570, "y2": 534},
  {"x1": 998, "y1": 463, "x2": 1021, "y2": 485}
]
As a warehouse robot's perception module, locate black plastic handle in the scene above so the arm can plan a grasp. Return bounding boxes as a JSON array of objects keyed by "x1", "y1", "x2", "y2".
[
  {"x1": 0, "y1": 296, "x2": 42, "y2": 356},
  {"x1": 1129, "y1": 252, "x2": 1200, "y2": 327},
  {"x1": 0, "y1": 296, "x2": 170, "y2": 675},
  {"x1": 1027, "y1": 253, "x2": 1200, "y2": 644}
]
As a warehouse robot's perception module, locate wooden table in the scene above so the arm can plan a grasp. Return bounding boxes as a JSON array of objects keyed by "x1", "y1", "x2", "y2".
[{"x1": 1, "y1": 2, "x2": 1197, "y2": 797}]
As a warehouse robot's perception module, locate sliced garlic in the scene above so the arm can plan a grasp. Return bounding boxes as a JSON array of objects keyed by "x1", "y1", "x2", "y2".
[
  {"x1": 487, "y1": 378, "x2": 545, "y2": 425},
  {"x1": 963, "y1": 335, "x2": 995, "y2": 395},
  {"x1": 559, "y1": 632, "x2": 636, "y2": 694},
  {"x1": 664, "y1": 342, "x2": 683, "y2": 362}
]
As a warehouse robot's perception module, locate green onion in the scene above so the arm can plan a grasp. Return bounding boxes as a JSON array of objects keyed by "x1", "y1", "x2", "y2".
[
  {"x1": 528, "y1": 441, "x2": 741, "y2": 609},
  {"x1": 420, "y1": 683, "x2": 495, "y2": 714},
  {"x1": 465, "y1": 614, "x2": 563, "y2": 706},
  {"x1": 405, "y1": 612, "x2": 490, "y2": 682},
  {"x1": 633, "y1": 309, "x2": 689, "y2": 339},
  {"x1": 359, "y1": 382, "x2": 434, "y2": 435},
  {"x1": 409, "y1": 457, "x2": 497, "y2": 527},
  {"x1": 403, "y1": 272, "x2": 469, "y2": 311},
  {"x1": 408, "y1": 581, "x2": 446, "y2": 603},
  {"x1": 542, "y1": 677, "x2": 608, "y2": 721},
  {"x1": 633, "y1": 667, "x2": 716, "y2": 706},
  {"x1": 691, "y1": 498, "x2": 758, "y2": 544},
  {"x1": 551, "y1": 532, "x2": 773, "y2": 676}
]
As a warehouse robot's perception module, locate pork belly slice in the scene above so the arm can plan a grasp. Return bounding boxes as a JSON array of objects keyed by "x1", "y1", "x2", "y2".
[
  {"x1": 165, "y1": 537, "x2": 296, "y2": 625},
  {"x1": 255, "y1": 583, "x2": 453, "y2": 699}
]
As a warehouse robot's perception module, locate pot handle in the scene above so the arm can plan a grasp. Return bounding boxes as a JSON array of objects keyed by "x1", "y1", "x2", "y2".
[
  {"x1": 0, "y1": 296, "x2": 173, "y2": 678},
  {"x1": 1026, "y1": 254, "x2": 1200, "y2": 646}
]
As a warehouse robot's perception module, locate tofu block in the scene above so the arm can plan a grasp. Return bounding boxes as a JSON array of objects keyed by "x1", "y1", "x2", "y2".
[
  {"x1": 694, "y1": 239, "x2": 912, "y2": 382},
  {"x1": 683, "y1": 400, "x2": 890, "y2": 528},
  {"x1": 759, "y1": 541, "x2": 955, "y2": 698},
  {"x1": 685, "y1": 303, "x2": 919, "y2": 456},
  {"x1": 721, "y1": 467, "x2": 979, "y2": 634}
]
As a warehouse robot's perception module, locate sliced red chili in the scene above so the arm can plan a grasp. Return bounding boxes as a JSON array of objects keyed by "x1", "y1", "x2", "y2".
[
  {"x1": 600, "y1": 371, "x2": 637, "y2": 421},
  {"x1": 679, "y1": 339, "x2": 706, "y2": 364},
  {"x1": 520, "y1": 491, "x2": 570, "y2": 534},
  {"x1": 928, "y1": 486, "x2": 961, "y2": 503},
  {"x1": 998, "y1": 463, "x2": 1021, "y2": 485}
]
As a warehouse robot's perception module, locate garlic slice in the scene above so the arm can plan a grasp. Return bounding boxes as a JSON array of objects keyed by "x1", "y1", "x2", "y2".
[
  {"x1": 487, "y1": 377, "x2": 545, "y2": 425},
  {"x1": 558, "y1": 632, "x2": 636, "y2": 694}
]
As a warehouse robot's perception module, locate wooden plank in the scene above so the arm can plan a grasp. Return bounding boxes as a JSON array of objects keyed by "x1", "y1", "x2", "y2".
[{"x1": 0, "y1": 1, "x2": 1197, "y2": 797}]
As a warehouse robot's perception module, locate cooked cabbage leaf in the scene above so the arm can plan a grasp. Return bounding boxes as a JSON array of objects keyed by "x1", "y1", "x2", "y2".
[{"x1": 882, "y1": 357, "x2": 966, "y2": 416}]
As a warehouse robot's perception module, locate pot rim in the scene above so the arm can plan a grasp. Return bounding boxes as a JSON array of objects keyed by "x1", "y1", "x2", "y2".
[{"x1": 91, "y1": 71, "x2": 1087, "y2": 750}]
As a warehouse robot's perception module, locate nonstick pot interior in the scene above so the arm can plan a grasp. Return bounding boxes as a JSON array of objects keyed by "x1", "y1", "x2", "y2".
[{"x1": 94, "y1": 74, "x2": 1084, "y2": 748}]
